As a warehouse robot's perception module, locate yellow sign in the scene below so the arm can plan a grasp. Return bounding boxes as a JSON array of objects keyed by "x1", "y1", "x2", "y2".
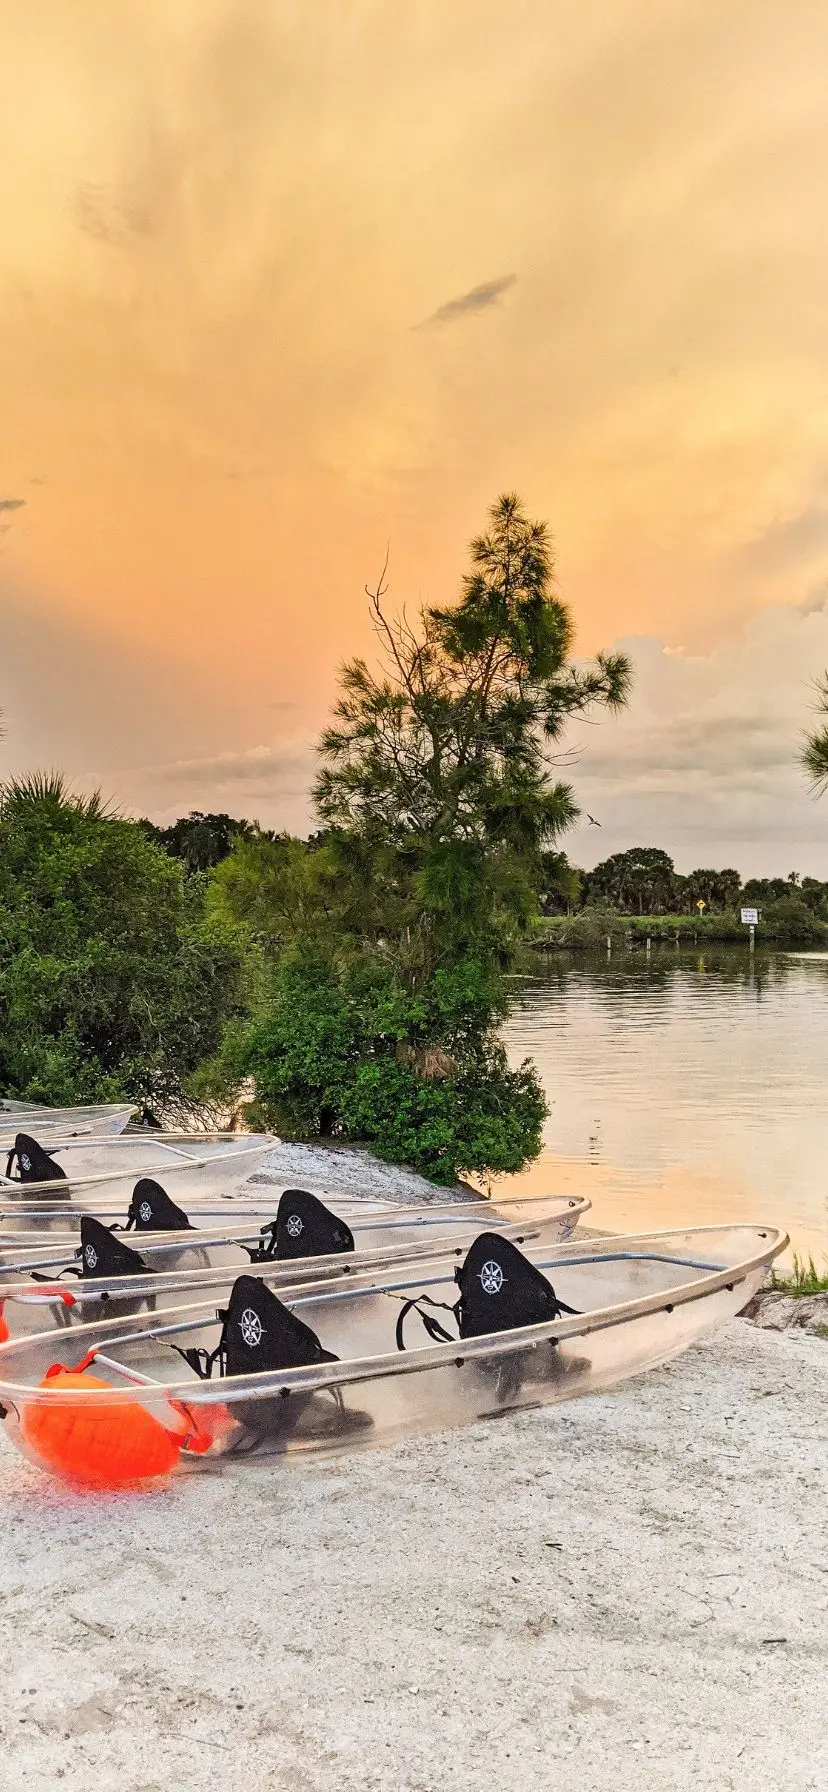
[{"x1": 696, "y1": 899, "x2": 706, "y2": 912}]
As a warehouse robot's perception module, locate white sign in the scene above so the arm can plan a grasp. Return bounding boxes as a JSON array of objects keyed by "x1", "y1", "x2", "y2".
[{"x1": 740, "y1": 908, "x2": 759, "y2": 926}]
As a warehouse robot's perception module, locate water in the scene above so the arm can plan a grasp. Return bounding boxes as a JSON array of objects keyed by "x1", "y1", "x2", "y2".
[{"x1": 499, "y1": 947, "x2": 828, "y2": 1259}]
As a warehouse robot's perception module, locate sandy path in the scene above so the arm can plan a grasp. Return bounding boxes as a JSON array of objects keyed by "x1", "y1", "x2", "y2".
[{"x1": 0, "y1": 1320, "x2": 824, "y2": 1792}]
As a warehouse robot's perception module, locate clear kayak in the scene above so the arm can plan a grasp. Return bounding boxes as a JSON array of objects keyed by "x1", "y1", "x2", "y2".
[
  {"x1": 0, "y1": 1180, "x2": 588, "y2": 1265},
  {"x1": 0, "y1": 1133, "x2": 276, "y2": 1216},
  {"x1": 0, "y1": 1223, "x2": 786, "y2": 1487},
  {"x1": 0, "y1": 1192, "x2": 588, "y2": 1330},
  {"x1": 0, "y1": 1102, "x2": 136, "y2": 1143}
]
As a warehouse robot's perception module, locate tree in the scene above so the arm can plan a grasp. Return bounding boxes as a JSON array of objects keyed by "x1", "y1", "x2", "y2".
[
  {"x1": 242, "y1": 494, "x2": 631, "y2": 1181},
  {"x1": 800, "y1": 876, "x2": 828, "y2": 918},
  {"x1": 208, "y1": 832, "x2": 343, "y2": 947},
  {"x1": 582, "y1": 847, "x2": 676, "y2": 914},
  {"x1": 741, "y1": 876, "x2": 789, "y2": 908},
  {"x1": 315, "y1": 492, "x2": 630, "y2": 960},
  {"x1": 681, "y1": 867, "x2": 742, "y2": 913},
  {"x1": 537, "y1": 849, "x2": 581, "y2": 914},
  {"x1": 0, "y1": 775, "x2": 251, "y2": 1113},
  {"x1": 143, "y1": 810, "x2": 259, "y2": 874}
]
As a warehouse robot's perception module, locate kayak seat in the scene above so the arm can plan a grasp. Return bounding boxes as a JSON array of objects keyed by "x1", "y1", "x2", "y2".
[
  {"x1": 395, "y1": 1232, "x2": 580, "y2": 1350},
  {"x1": 126, "y1": 1179, "x2": 193, "y2": 1232},
  {"x1": 77, "y1": 1215, "x2": 151, "y2": 1281},
  {"x1": 247, "y1": 1189, "x2": 354, "y2": 1262},
  {"x1": 455, "y1": 1233, "x2": 577, "y2": 1338},
  {"x1": 5, "y1": 1133, "x2": 67, "y2": 1186},
  {"x1": 175, "y1": 1274, "x2": 337, "y2": 1381},
  {"x1": 172, "y1": 1274, "x2": 371, "y2": 1448}
]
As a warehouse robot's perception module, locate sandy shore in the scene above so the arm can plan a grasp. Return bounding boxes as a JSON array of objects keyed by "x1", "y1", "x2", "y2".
[
  {"x1": 250, "y1": 1139, "x2": 479, "y2": 1203},
  {"x1": 0, "y1": 1316, "x2": 824, "y2": 1792}
]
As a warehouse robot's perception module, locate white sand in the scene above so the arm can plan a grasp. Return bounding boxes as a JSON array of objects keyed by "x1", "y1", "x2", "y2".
[
  {"x1": 250, "y1": 1140, "x2": 476, "y2": 1203},
  {"x1": 0, "y1": 1319, "x2": 824, "y2": 1792}
]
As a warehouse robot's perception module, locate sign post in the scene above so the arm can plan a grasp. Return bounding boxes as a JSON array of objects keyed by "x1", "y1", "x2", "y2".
[{"x1": 741, "y1": 906, "x2": 759, "y2": 953}]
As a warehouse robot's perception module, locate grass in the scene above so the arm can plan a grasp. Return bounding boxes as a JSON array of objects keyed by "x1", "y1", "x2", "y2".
[{"x1": 772, "y1": 1252, "x2": 828, "y2": 1296}]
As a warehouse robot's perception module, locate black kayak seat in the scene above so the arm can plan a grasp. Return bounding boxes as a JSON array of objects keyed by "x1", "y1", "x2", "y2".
[
  {"x1": 78, "y1": 1214, "x2": 150, "y2": 1280},
  {"x1": 5, "y1": 1133, "x2": 67, "y2": 1184},
  {"x1": 251, "y1": 1189, "x2": 354, "y2": 1262},
  {"x1": 126, "y1": 1178, "x2": 194, "y2": 1232}
]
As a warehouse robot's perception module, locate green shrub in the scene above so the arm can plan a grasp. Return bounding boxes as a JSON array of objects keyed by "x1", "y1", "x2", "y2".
[
  {"x1": 0, "y1": 777, "x2": 251, "y2": 1110},
  {"x1": 536, "y1": 905, "x2": 627, "y2": 949},
  {"x1": 337, "y1": 1050, "x2": 546, "y2": 1184},
  {"x1": 759, "y1": 897, "x2": 826, "y2": 946},
  {"x1": 245, "y1": 948, "x2": 547, "y2": 1184}
]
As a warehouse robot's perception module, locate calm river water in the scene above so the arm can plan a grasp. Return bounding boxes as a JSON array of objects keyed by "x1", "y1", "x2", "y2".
[{"x1": 500, "y1": 947, "x2": 828, "y2": 1258}]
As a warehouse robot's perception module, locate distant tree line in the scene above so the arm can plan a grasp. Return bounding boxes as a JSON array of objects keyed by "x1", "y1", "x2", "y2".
[{"x1": 535, "y1": 845, "x2": 828, "y2": 919}]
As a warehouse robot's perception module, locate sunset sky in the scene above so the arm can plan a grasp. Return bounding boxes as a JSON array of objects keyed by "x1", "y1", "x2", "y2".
[{"x1": 4, "y1": 1, "x2": 828, "y2": 874}]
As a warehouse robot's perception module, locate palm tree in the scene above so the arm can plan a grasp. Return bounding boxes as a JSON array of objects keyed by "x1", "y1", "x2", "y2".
[
  {"x1": 0, "y1": 771, "x2": 113, "y2": 822},
  {"x1": 802, "y1": 675, "x2": 828, "y2": 792}
]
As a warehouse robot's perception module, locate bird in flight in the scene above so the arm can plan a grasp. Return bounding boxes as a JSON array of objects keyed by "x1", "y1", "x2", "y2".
[{"x1": 586, "y1": 814, "x2": 602, "y2": 826}]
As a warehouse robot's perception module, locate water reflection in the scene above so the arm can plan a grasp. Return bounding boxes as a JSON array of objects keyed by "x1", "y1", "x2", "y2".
[{"x1": 499, "y1": 948, "x2": 828, "y2": 1257}]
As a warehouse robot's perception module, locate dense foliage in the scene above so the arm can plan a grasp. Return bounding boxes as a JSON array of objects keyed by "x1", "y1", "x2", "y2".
[
  {"x1": 0, "y1": 777, "x2": 251, "y2": 1113},
  {"x1": 581, "y1": 847, "x2": 682, "y2": 915},
  {"x1": 141, "y1": 810, "x2": 263, "y2": 874},
  {"x1": 543, "y1": 901, "x2": 827, "y2": 949},
  {"x1": 244, "y1": 948, "x2": 546, "y2": 1183}
]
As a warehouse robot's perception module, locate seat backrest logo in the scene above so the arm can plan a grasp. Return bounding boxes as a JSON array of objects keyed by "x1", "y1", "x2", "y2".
[
  {"x1": 240, "y1": 1307, "x2": 263, "y2": 1347},
  {"x1": 479, "y1": 1259, "x2": 504, "y2": 1295},
  {"x1": 286, "y1": 1213, "x2": 304, "y2": 1238}
]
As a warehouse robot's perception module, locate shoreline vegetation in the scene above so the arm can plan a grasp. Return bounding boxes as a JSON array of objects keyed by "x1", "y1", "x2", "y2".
[
  {"x1": 532, "y1": 906, "x2": 828, "y2": 951},
  {"x1": 531, "y1": 844, "x2": 828, "y2": 950}
]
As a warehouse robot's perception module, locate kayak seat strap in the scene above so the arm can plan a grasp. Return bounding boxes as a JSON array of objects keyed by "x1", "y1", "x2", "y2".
[
  {"x1": 29, "y1": 1265, "x2": 81, "y2": 1282},
  {"x1": 170, "y1": 1307, "x2": 230, "y2": 1381},
  {"x1": 395, "y1": 1294, "x2": 460, "y2": 1352}
]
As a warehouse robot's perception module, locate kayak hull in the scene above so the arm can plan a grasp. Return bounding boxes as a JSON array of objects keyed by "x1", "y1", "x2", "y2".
[
  {"x1": 0, "y1": 1191, "x2": 588, "y2": 1287},
  {"x1": 0, "y1": 1103, "x2": 136, "y2": 1145},
  {"x1": 0, "y1": 1225, "x2": 786, "y2": 1484},
  {"x1": 0, "y1": 1134, "x2": 277, "y2": 1217}
]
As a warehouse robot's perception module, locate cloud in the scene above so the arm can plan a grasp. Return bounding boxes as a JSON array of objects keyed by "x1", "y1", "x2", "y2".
[
  {"x1": 118, "y1": 739, "x2": 318, "y2": 833},
  {"x1": 736, "y1": 502, "x2": 828, "y2": 579},
  {"x1": 0, "y1": 499, "x2": 25, "y2": 513},
  {"x1": 9, "y1": 1, "x2": 828, "y2": 867},
  {"x1": 148, "y1": 741, "x2": 315, "y2": 790},
  {"x1": 416, "y1": 274, "x2": 517, "y2": 328},
  {"x1": 566, "y1": 604, "x2": 828, "y2": 876}
]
